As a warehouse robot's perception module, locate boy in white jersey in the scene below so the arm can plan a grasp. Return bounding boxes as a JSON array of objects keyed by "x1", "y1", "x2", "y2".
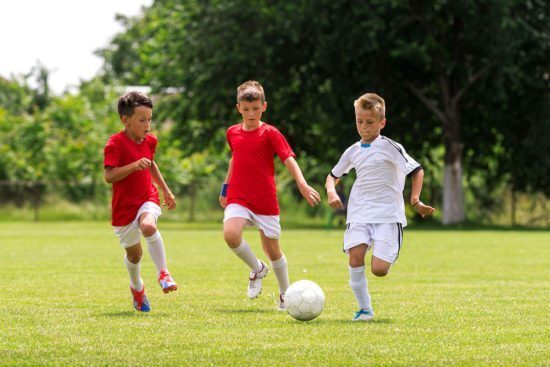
[{"x1": 326, "y1": 92, "x2": 435, "y2": 321}]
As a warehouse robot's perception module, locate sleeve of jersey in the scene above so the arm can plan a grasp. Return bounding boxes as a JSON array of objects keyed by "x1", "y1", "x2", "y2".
[
  {"x1": 103, "y1": 138, "x2": 121, "y2": 168},
  {"x1": 394, "y1": 142, "x2": 422, "y2": 177},
  {"x1": 330, "y1": 147, "x2": 354, "y2": 178},
  {"x1": 270, "y1": 128, "x2": 295, "y2": 163},
  {"x1": 226, "y1": 128, "x2": 234, "y2": 151}
]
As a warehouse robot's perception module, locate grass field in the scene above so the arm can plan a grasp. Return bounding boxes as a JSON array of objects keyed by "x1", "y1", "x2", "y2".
[{"x1": 0, "y1": 222, "x2": 548, "y2": 366}]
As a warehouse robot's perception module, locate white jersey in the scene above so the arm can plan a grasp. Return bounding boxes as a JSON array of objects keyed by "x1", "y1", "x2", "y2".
[{"x1": 330, "y1": 135, "x2": 421, "y2": 227}]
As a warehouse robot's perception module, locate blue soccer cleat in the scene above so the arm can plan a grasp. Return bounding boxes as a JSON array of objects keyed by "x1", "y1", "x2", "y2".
[
  {"x1": 352, "y1": 308, "x2": 374, "y2": 321},
  {"x1": 158, "y1": 270, "x2": 178, "y2": 294},
  {"x1": 131, "y1": 284, "x2": 151, "y2": 312}
]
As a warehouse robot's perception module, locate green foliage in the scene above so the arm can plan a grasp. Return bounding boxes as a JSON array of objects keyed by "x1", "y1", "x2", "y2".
[{"x1": 0, "y1": 1, "x2": 547, "y2": 224}]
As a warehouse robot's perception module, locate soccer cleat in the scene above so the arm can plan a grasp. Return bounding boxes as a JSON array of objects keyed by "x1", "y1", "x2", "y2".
[
  {"x1": 158, "y1": 270, "x2": 178, "y2": 293},
  {"x1": 352, "y1": 308, "x2": 374, "y2": 321},
  {"x1": 247, "y1": 261, "x2": 269, "y2": 299},
  {"x1": 277, "y1": 293, "x2": 286, "y2": 311},
  {"x1": 130, "y1": 284, "x2": 151, "y2": 312}
]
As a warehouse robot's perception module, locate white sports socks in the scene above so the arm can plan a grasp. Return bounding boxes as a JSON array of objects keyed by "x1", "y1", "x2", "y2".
[
  {"x1": 124, "y1": 255, "x2": 143, "y2": 291},
  {"x1": 231, "y1": 239, "x2": 262, "y2": 272},
  {"x1": 145, "y1": 231, "x2": 168, "y2": 275},
  {"x1": 270, "y1": 255, "x2": 289, "y2": 295},
  {"x1": 349, "y1": 265, "x2": 372, "y2": 311}
]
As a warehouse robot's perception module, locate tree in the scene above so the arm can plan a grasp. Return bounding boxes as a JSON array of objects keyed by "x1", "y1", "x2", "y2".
[{"x1": 100, "y1": 0, "x2": 548, "y2": 224}]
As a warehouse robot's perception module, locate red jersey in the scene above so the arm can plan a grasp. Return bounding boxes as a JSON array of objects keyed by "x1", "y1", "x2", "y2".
[
  {"x1": 226, "y1": 123, "x2": 295, "y2": 215},
  {"x1": 103, "y1": 131, "x2": 160, "y2": 226}
]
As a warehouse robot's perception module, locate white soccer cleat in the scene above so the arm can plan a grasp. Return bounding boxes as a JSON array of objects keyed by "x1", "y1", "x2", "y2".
[
  {"x1": 247, "y1": 261, "x2": 269, "y2": 299},
  {"x1": 352, "y1": 308, "x2": 374, "y2": 321}
]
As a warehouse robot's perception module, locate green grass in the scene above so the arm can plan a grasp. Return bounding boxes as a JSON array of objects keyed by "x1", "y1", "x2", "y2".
[{"x1": 0, "y1": 222, "x2": 548, "y2": 366}]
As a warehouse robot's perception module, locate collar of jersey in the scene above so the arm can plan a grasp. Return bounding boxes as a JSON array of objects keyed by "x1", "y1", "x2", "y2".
[{"x1": 360, "y1": 135, "x2": 383, "y2": 148}]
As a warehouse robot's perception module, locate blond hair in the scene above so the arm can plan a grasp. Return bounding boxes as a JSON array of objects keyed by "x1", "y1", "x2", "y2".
[
  {"x1": 354, "y1": 93, "x2": 385, "y2": 120},
  {"x1": 237, "y1": 80, "x2": 265, "y2": 103}
]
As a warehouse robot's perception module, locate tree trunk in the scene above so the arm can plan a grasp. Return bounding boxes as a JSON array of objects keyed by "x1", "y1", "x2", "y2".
[
  {"x1": 442, "y1": 141, "x2": 465, "y2": 224},
  {"x1": 441, "y1": 91, "x2": 466, "y2": 225}
]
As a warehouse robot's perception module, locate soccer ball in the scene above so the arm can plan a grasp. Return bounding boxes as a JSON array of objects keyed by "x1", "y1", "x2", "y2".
[{"x1": 285, "y1": 280, "x2": 325, "y2": 321}]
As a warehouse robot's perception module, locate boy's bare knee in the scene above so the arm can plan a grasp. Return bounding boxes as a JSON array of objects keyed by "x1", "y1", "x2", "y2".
[
  {"x1": 371, "y1": 268, "x2": 389, "y2": 277},
  {"x1": 140, "y1": 223, "x2": 157, "y2": 237},
  {"x1": 371, "y1": 264, "x2": 390, "y2": 277},
  {"x1": 126, "y1": 245, "x2": 143, "y2": 263},
  {"x1": 223, "y1": 230, "x2": 241, "y2": 248},
  {"x1": 349, "y1": 258, "x2": 365, "y2": 268}
]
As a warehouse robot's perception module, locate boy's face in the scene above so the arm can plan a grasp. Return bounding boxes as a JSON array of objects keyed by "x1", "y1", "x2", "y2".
[
  {"x1": 236, "y1": 99, "x2": 267, "y2": 129},
  {"x1": 122, "y1": 105, "x2": 152, "y2": 142},
  {"x1": 355, "y1": 108, "x2": 386, "y2": 144}
]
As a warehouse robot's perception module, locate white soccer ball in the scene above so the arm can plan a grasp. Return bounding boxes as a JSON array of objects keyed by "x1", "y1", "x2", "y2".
[{"x1": 285, "y1": 280, "x2": 325, "y2": 321}]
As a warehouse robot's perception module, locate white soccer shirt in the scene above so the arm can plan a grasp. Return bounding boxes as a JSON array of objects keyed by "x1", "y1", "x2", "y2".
[{"x1": 330, "y1": 135, "x2": 422, "y2": 227}]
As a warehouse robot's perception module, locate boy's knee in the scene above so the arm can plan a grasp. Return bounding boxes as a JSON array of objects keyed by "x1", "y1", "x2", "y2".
[
  {"x1": 223, "y1": 229, "x2": 241, "y2": 248},
  {"x1": 140, "y1": 223, "x2": 157, "y2": 237},
  {"x1": 371, "y1": 266, "x2": 390, "y2": 277},
  {"x1": 126, "y1": 246, "x2": 143, "y2": 263},
  {"x1": 349, "y1": 258, "x2": 365, "y2": 268}
]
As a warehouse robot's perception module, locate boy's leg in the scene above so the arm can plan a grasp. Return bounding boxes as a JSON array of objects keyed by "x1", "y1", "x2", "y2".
[
  {"x1": 115, "y1": 221, "x2": 150, "y2": 311},
  {"x1": 260, "y1": 231, "x2": 289, "y2": 308},
  {"x1": 348, "y1": 244, "x2": 373, "y2": 315},
  {"x1": 371, "y1": 223, "x2": 403, "y2": 277},
  {"x1": 223, "y1": 205, "x2": 270, "y2": 299},
  {"x1": 125, "y1": 243, "x2": 143, "y2": 291},
  {"x1": 124, "y1": 243, "x2": 150, "y2": 312},
  {"x1": 371, "y1": 256, "x2": 392, "y2": 277},
  {"x1": 224, "y1": 217, "x2": 263, "y2": 272},
  {"x1": 139, "y1": 211, "x2": 177, "y2": 293}
]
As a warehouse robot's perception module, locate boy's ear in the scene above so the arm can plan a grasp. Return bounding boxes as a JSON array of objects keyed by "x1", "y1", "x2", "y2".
[
  {"x1": 121, "y1": 115, "x2": 129, "y2": 125},
  {"x1": 262, "y1": 101, "x2": 267, "y2": 111},
  {"x1": 380, "y1": 118, "x2": 387, "y2": 129},
  {"x1": 235, "y1": 104, "x2": 241, "y2": 113}
]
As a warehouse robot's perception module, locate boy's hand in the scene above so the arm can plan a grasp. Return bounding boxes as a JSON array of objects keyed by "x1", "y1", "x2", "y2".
[
  {"x1": 162, "y1": 190, "x2": 176, "y2": 210},
  {"x1": 299, "y1": 183, "x2": 321, "y2": 207},
  {"x1": 413, "y1": 201, "x2": 435, "y2": 218},
  {"x1": 327, "y1": 191, "x2": 344, "y2": 209},
  {"x1": 219, "y1": 196, "x2": 227, "y2": 208},
  {"x1": 134, "y1": 158, "x2": 152, "y2": 171}
]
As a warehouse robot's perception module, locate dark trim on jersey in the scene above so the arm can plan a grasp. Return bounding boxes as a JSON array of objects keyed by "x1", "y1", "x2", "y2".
[
  {"x1": 395, "y1": 223, "x2": 403, "y2": 261},
  {"x1": 330, "y1": 171, "x2": 349, "y2": 179},
  {"x1": 407, "y1": 165, "x2": 423, "y2": 177},
  {"x1": 381, "y1": 136, "x2": 408, "y2": 162}
]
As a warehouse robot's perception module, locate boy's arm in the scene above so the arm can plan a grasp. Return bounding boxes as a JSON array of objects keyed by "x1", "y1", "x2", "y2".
[
  {"x1": 104, "y1": 158, "x2": 151, "y2": 183},
  {"x1": 325, "y1": 174, "x2": 344, "y2": 209},
  {"x1": 149, "y1": 161, "x2": 176, "y2": 210},
  {"x1": 410, "y1": 168, "x2": 435, "y2": 217},
  {"x1": 283, "y1": 157, "x2": 321, "y2": 207},
  {"x1": 219, "y1": 158, "x2": 233, "y2": 208}
]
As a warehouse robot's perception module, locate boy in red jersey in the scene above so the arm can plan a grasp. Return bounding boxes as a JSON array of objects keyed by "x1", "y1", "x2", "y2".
[
  {"x1": 104, "y1": 91, "x2": 178, "y2": 312},
  {"x1": 219, "y1": 81, "x2": 321, "y2": 310}
]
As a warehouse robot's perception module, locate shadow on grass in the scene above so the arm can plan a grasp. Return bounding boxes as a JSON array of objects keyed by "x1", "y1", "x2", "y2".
[
  {"x1": 215, "y1": 308, "x2": 273, "y2": 314},
  {"x1": 99, "y1": 310, "x2": 170, "y2": 318},
  {"x1": 285, "y1": 317, "x2": 393, "y2": 325}
]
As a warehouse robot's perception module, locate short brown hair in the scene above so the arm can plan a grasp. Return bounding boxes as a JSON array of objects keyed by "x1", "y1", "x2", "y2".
[
  {"x1": 237, "y1": 80, "x2": 265, "y2": 103},
  {"x1": 354, "y1": 93, "x2": 385, "y2": 120},
  {"x1": 118, "y1": 91, "x2": 153, "y2": 118}
]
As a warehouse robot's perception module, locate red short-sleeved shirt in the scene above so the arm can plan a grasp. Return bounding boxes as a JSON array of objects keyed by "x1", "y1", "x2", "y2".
[
  {"x1": 226, "y1": 123, "x2": 295, "y2": 215},
  {"x1": 103, "y1": 131, "x2": 160, "y2": 226}
]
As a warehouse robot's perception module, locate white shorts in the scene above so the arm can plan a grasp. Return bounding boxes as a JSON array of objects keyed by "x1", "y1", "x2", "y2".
[
  {"x1": 343, "y1": 223, "x2": 403, "y2": 263},
  {"x1": 113, "y1": 202, "x2": 162, "y2": 248},
  {"x1": 223, "y1": 203, "x2": 281, "y2": 239}
]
